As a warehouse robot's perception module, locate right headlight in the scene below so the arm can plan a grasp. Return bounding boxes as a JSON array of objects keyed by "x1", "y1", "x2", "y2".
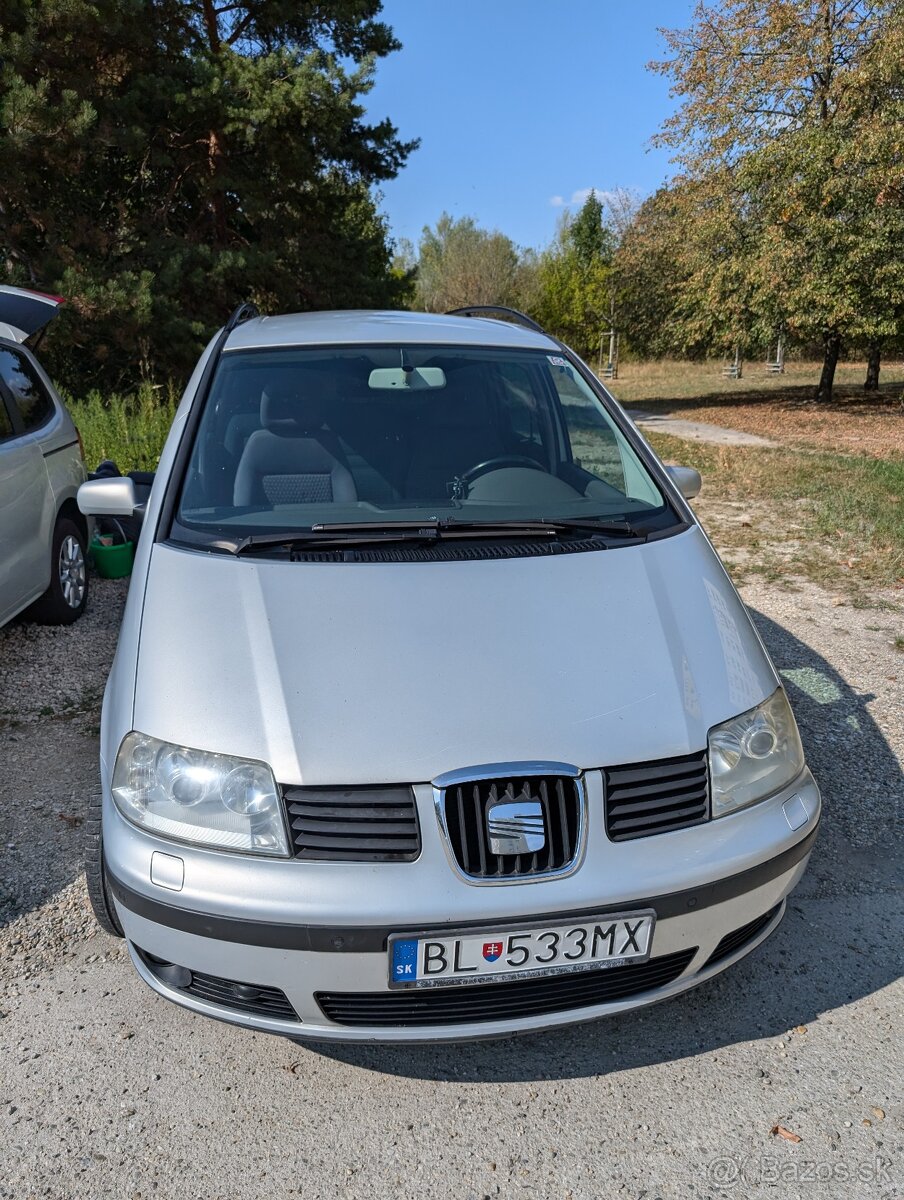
[
  {"x1": 111, "y1": 732, "x2": 290, "y2": 856},
  {"x1": 707, "y1": 688, "x2": 805, "y2": 818}
]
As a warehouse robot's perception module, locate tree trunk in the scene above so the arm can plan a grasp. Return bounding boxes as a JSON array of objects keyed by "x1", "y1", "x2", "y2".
[
  {"x1": 864, "y1": 343, "x2": 881, "y2": 391},
  {"x1": 201, "y1": 0, "x2": 228, "y2": 245},
  {"x1": 815, "y1": 333, "x2": 840, "y2": 403},
  {"x1": 207, "y1": 127, "x2": 228, "y2": 245}
]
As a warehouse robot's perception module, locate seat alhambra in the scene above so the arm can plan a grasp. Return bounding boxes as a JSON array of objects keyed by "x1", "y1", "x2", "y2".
[{"x1": 78, "y1": 305, "x2": 820, "y2": 1042}]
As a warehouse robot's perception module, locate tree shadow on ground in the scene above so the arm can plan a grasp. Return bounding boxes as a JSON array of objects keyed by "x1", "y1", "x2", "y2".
[
  {"x1": 311, "y1": 607, "x2": 903, "y2": 1082},
  {"x1": 626, "y1": 380, "x2": 903, "y2": 415}
]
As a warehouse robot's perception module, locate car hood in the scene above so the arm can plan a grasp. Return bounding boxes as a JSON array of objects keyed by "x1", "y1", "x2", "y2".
[{"x1": 133, "y1": 528, "x2": 778, "y2": 785}]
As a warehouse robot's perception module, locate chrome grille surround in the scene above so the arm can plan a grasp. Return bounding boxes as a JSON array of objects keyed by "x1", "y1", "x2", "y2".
[{"x1": 433, "y1": 761, "x2": 586, "y2": 885}]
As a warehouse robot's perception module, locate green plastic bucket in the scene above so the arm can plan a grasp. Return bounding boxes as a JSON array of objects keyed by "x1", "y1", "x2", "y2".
[{"x1": 91, "y1": 536, "x2": 134, "y2": 579}]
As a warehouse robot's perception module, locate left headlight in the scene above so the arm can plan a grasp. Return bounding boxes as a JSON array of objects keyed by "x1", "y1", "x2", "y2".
[
  {"x1": 708, "y1": 688, "x2": 805, "y2": 818},
  {"x1": 112, "y1": 732, "x2": 290, "y2": 856}
]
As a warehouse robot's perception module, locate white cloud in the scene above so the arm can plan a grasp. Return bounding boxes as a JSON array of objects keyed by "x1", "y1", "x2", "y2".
[
  {"x1": 570, "y1": 187, "x2": 611, "y2": 206},
  {"x1": 549, "y1": 187, "x2": 612, "y2": 209}
]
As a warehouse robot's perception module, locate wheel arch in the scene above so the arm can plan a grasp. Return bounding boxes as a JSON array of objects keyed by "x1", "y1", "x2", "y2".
[{"x1": 57, "y1": 495, "x2": 88, "y2": 543}]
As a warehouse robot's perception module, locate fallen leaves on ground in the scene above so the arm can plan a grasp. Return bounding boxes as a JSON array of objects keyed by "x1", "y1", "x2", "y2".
[{"x1": 771, "y1": 1125, "x2": 803, "y2": 1143}]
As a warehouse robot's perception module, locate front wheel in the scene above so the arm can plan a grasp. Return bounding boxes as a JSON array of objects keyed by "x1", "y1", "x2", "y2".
[
  {"x1": 84, "y1": 790, "x2": 124, "y2": 938},
  {"x1": 27, "y1": 516, "x2": 89, "y2": 625}
]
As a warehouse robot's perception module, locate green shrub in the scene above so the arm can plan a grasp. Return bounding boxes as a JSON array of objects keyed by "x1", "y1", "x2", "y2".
[{"x1": 67, "y1": 383, "x2": 178, "y2": 472}]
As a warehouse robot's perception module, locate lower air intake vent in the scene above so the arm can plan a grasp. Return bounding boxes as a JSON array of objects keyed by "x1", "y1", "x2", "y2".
[
  {"x1": 138, "y1": 949, "x2": 298, "y2": 1021},
  {"x1": 704, "y1": 905, "x2": 782, "y2": 968},
  {"x1": 283, "y1": 785, "x2": 421, "y2": 862},
  {"x1": 604, "y1": 751, "x2": 709, "y2": 841},
  {"x1": 317, "y1": 948, "x2": 696, "y2": 1027},
  {"x1": 441, "y1": 773, "x2": 582, "y2": 879}
]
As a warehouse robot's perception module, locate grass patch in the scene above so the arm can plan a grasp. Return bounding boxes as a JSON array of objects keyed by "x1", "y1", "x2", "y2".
[
  {"x1": 647, "y1": 431, "x2": 904, "y2": 595},
  {"x1": 67, "y1": 383, "x2": 178, "y2": 472},
  {"x1": 607, "y1": 357, "x2": 904, "y2": 408}
]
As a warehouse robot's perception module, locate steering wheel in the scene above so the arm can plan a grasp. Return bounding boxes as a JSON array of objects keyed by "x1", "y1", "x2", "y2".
[{"x1": 458, "y1": 455, "x2": 546, "y2": 486}]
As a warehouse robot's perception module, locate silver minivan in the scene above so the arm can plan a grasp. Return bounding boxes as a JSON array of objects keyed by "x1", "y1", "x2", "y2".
[
  {"x1": 0, "y1": 287, "x2": 89, "y2": 628},
  {"x1": 78, "y1": 306, "x2": 820, "y2": 1042}
]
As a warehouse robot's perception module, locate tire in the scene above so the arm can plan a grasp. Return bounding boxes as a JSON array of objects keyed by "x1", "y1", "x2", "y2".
[
  {"x1": 28, "y1": 516, "x2": 89, "y2": 625},
  {"x1": 84, "y1": 790, "x2": 124, "y2": 938}
]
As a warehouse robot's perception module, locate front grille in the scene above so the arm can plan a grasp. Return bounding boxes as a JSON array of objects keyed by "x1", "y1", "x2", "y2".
[
  {"x1": 604, "y1": 751, "x2": 709, "y2": 841},
  {"x1": 138, "y1": 949, "x2": 298, "y2": 1022},
  {"x1": 317, "y1": 948, "x2": 696, "y2": 1027},
  {"x1": 442, "y1": 774, "x2": 581, "y2": 879},
  {"x1": 283, "y1": 785, "x2": 420, "y2": 862},
  {"x1": 704, "y1": 905, "x2": 781, "y2": 969}
]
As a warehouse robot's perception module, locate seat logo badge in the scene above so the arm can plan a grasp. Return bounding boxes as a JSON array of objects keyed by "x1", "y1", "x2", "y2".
[{"x1": 487, "y1": 799, "x2": 545, "y2": 855}]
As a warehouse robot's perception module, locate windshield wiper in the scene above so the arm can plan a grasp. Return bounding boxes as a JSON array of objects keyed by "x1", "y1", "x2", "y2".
[
  {"x1": 447, "y1": 517, "x2": 645, "y2": 538},
  {"x1": 429, "y1": 517, "x2": 646, "y2": 540},
  {"x1": 228, "y1": 516, "x2": 645, "y2": 555},
  {"x1": 230, "y1": 525, "x2": 443, "y2": 555}
]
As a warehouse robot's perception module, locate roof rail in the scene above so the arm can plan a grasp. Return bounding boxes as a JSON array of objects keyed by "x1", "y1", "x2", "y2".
[
  {"x1": 225, "y1": 301, "x2": 260, "y2": 332},
  {"x1": 445, "y1": 305, "x2": 546, "y2": 335}
]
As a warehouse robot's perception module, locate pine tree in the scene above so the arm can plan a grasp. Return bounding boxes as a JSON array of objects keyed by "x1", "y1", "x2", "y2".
[
  {"x1": 534, "y1": 193, "x2": 614, "y2": 357},
  {"x1": 0, "y1": 1, "x2": 416, "y2": 390}
]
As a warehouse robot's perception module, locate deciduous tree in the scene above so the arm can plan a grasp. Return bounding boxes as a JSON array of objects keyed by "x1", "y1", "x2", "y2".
[
  {"x1": 414, "y1": 213, "x2": 523, "y2": 313},
  {"x1": 651, "y1": 0, "x2": 897, "y2": 401}
]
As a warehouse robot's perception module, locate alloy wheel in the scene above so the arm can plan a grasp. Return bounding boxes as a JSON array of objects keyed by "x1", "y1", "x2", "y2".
[{"x1": 59, "y1": 534, "x2": 87, "y2": 608}]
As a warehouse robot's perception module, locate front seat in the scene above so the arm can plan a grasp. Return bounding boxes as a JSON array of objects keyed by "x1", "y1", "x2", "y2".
[{"x1": 233, "y1": 384, "x2": 357, "y2": 507}]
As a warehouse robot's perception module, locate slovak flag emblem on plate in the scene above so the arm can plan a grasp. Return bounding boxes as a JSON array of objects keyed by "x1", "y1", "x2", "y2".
[{"x1": 483, "y1": 941, "x2": 503, "y2": 962}]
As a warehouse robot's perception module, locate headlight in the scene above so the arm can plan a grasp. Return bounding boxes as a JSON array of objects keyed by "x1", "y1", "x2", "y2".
[
  {"x1": 112, "y1": 733, "x2": 290, "y2": 856},
  {"x1": 707, "y1": 689, "x2": 804, "y2": 817}
]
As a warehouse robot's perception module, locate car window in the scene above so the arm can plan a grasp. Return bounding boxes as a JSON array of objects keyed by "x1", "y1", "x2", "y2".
[
  {"x1": 0, "y1": 347, "x2": 55, "y2": 432},
  {"x1": 173, "y1": 344, "x2": 673, "y2": 543},
  {"x1": 547, "y1": 361, "x2": 662, "y2": 505},
  {"x1": 0, "y1": 396, "x2": 13, "y2": 441}
]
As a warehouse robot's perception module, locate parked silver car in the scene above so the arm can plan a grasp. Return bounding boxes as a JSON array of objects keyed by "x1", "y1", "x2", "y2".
[
  {"x1": 0, "y1": 287, "x2": 89, "y2": 627},
  {"x1": 78, "y1": 305, "x2": 820, "y2": 1043}
]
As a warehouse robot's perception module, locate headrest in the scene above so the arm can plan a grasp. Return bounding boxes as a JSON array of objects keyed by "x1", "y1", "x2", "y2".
[{"x1": 261, "y1": 381, "x2": 326, "y2": 436}]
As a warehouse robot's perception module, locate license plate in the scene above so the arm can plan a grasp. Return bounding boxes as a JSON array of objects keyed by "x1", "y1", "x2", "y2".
[{"x1": 388, "y1": 911, "x2": 655, "y2": 989}]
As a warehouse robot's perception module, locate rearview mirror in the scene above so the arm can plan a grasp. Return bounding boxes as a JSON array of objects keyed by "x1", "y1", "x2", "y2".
[
  {"x1": 77, "y1": 476, "x2": 138, "y2": 518},
  {"x1": 368, "y1": 366, "x2": 446, "y2": 390},
  {"x1": 666, "y1": 465, "x2": 702, "y2": 500}
]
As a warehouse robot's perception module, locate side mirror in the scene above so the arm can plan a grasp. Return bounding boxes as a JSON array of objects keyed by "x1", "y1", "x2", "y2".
[
  {"x1": 666, "y1": 465, "x2": 702, "y2": 500},
  {"x1": 77, "y1": 476, "x2": 138, "y2": 518}
]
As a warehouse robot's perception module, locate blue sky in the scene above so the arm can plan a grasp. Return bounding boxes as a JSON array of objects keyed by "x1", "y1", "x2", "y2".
[{"x1": 365, "y1": 0, "x2": 695, "y2": 253}]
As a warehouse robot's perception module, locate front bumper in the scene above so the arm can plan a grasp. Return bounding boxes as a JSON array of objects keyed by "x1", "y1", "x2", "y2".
[{"x1": 106, "y1": 770, "x2": 820, "y2": 1042}]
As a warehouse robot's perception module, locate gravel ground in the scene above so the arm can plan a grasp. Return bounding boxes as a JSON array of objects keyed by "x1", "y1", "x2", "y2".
[{"x1": 0, "y1": 564, "x2": 902, "y2": 1200}]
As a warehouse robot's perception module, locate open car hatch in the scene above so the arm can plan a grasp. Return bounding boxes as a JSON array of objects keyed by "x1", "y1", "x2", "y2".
[{"x1": 0, "y1": 285, "x2": 65, "y2": 343}]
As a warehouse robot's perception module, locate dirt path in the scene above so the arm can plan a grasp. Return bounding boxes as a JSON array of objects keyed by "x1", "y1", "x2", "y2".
[
  {"x1": 1, "y1": 569, "x2": 901, "y2": 1199},
  {"x1": 626, "y1": 407, "x2": 780, "y2": 448}
]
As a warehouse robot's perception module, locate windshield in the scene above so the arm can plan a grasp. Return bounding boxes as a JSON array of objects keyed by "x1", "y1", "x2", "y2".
[{"x1": 172, "y1": 344, "x2": 674, "y2": 542}]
